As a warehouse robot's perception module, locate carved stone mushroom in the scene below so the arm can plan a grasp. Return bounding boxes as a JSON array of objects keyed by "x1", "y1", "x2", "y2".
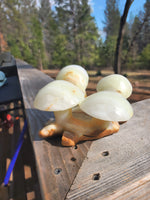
[
  {"x1": 96, "y1": 74, "x2": 132, "y2": 98},
  {"x1": 34, "y1": 79, "x2": 133, "y2": 146},
  {"x1": 34, "y1": 80, "x2": 85, "y2": 143},
  {"x1": 56, "y1": 64, "x2": 89, "y2": 93}
]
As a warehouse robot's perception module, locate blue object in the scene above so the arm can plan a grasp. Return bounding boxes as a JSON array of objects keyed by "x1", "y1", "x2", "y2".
[{"x1": 3, "y1": 120, "x2": 28, "y2": 186}]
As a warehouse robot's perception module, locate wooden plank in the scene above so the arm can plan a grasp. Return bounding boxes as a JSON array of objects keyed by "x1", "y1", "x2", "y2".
[
  {"x1": 21, "y1": 120, "x2": 42, "y2": 200},
  {"x1": 16, "y1": 60, "x2": 91, "y2": 200},
  {"x1": 66, "y1": 98, "x2": 150, "y2": 200},
  {"x1": 8, "y1": 105, "x2": 26, "y2": 200},
  {"x1": 104, "y1": 173, "x2": 150, "y2": 200}
]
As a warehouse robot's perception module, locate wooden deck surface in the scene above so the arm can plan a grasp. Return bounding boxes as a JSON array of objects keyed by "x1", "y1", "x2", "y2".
[
  {"x1": 66, "y1": 98, "x2": 150, "y2": 199},
  {"x1": 16, "y1": 60, "x2": 150, "y2": 200},
  {"x1": 16, "y1": 60, "x2": 92, "y2": 200},
  {"x1": 1, "y1": 60, "x2": 150, "y2": 199}
]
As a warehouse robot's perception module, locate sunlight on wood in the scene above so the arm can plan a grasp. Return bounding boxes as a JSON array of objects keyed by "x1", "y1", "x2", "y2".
[
  {"x1": 27, "y1": 191, "x2": 35, "y2": 200},
  {"x1": 9, "y1": 126, "x2": 13, "y2": 135},
  {"x1": 6, "y1": 158, "x2": 13, "y2": 182},
  {"x1": 24, "y1": 165, "x2": 32, "y2": 179}
]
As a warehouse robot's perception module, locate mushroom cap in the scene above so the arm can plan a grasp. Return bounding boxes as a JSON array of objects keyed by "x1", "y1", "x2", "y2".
[
  {"x1": 0, "y1": 71, "x2": 7, "y2": 87},
  {"x1": 56, "y1": 65, "x2": 89, "y2": 91},
  {"x1": 34, "y1": 80, "x2": 85, "y2": 111},
  {"x1": 96, "y1": 74, "x2": 132, "y2": 98},
  {"x1": 79, "y1": 91, "x2": 133, "y2": 122}
]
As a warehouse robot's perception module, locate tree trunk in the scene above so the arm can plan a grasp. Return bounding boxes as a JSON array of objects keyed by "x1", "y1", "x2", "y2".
[
  {"x1": 114, "y1": 0, "x2": 134, "y2": 74},
  {"x1": 38, "y1": 57, "x2": 43, "y2": 70},
  {"x1": 38, "y1": 49, "x2": 43, "y2": 70}
]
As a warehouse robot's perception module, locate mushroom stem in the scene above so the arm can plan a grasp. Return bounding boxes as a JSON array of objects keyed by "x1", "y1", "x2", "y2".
[
  {"x1": 39, "y1": 109, "x2": 72, "y2": 138},
  {"x1": 62, "y1": 121, "x2": 119, "y2": 146},
  {"x1": 39, "y1": 108, "x2": 120, "y2": 146},
  {"x1": 61, "y1": 112, "x2": 119, "y2": 146},
  {"x1": 39, "y1": 122, "x2": 63, "y2": 138},
  {"x1": 54, "y1": 109, "x2": 72, "y2": 124}
]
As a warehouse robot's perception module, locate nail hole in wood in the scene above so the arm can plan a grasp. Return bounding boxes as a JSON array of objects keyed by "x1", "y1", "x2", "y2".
[
  {"x1": 102, "y1": 151, "x2": 109, "y2": 156},
  {"x1": 93, "y1": 173, "x2": 100, "y2": 180},
  {"x1": 54, "y1": 168, "x2": 62, "y2": 175},
  {"x1": 71, "y1": 157, "x2": 76, "y2": 162},
  {"x1": 74, "y1": 145, "x2": 78, "y2": 149}
]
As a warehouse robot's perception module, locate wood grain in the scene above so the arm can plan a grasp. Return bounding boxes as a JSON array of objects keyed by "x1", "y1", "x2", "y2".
[
  {"x1": 16, "y1": 60, "x2": 91, "y2": 200},
  {"x1": 16, "y1": 60, "x2": 150, "y2": 199},
  {"x1": 105, "y1": 173, "x2": 150, "y2": 200},
  {"x1": 66, "y1": 99, "x2": 150, "y2": 200}
]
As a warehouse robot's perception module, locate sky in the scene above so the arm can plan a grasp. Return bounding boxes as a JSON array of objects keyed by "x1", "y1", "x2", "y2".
[
  {"x1": 90, "y1": 0, "x2": 147, "y2": 39},
  {"x1": 37, "y1": 0, "x2": 147, "y2": 39}
]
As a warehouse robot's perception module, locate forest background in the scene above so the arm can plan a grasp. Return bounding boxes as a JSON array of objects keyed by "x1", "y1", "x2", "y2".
[{"x1": 0, "y1": 0, "x2": 149, "y2": 72}]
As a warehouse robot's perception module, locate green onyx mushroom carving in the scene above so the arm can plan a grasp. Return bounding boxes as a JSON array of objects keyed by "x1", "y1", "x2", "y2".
[{"x1": 34, "y1": 65, "x2": 133, "y2": 146}]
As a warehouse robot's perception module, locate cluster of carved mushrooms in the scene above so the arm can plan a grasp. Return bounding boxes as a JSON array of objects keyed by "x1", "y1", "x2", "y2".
[{"x1": 34, "y1": 65, "x2": 133, "y2": 146}]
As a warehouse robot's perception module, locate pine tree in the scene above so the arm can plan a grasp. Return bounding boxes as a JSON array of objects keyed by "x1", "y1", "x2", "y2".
[
  {"x1": 103, "y1": 0, "x2": 120, "y2": 68},
  {"x1": 38, "y1": 0, "x2": 56, "y2": 65},
  {"x1": 104, "y1": 0, "x2": 120, "y2": 37},
  {"x1": 30, "y1": 16, "x2": 45, "y2": 69},
  {"x1": 0, "y1": 0, "x2": 45, "y2": 68},
  {"x1": 141, "y1": 0, "x2": 150, "y2": 48},
  {"x1": 0, "y1": 0, "x2": 7, "y2": 35},
  {"x1": 54, "y1": 0, "x2": 99, "y2": 68},
  {"x1": 122, "y1": 0, "x2": 150, "y2": 69},
  {"x1": 140, "y1": 43, "x2": 150, "y2": 69}
]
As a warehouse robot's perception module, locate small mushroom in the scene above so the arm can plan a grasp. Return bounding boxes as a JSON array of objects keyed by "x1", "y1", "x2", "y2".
[
  {"x1": 79, "y1": 91, "x2": 133, "y2": 122},
  {"x1": 0, "y1": 71, "x2": 7, "y2": 87},
  {"x1": 34, "y1": 80, "x2": 84, "y2": 112},
  {"x1": 56, "y1": 65, "x2": 89, "y2": 93},
  {"x1": 96, "y1": 74, "x2": 132, "y2": 98},
  {"x1": 34, "y1": 80, "x2": 85, "y2": 142}
]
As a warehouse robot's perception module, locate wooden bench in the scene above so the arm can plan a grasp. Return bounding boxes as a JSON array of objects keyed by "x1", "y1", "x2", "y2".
[{"x1": 16, "y1": 60, "x2": 150, "y2": 200}]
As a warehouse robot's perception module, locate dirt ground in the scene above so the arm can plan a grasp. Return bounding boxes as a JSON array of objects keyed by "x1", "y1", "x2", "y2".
[{"x1": 43, "y1": 69, "x2": 150, "y2": 103}]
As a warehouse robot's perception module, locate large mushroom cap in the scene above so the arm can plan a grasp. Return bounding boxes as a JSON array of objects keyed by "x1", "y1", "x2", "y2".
[
  {"x1": 56, "y1": 65, "x2": 89, "y2": 91},
  {"x1": 34, "y1": 80, "x2": 85, "y2": 111},
  {"x1": 96, "y1": 74, "x2": 132, "y2": 98},
  {"x1": 79, "y1": 91, "x2": 133, "y2": 122},
  {"x1": 0, "y1": 71, "x2": 7, "y2": 87}
]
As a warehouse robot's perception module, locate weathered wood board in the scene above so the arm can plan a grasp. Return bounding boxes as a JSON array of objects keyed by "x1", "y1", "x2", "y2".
[
  {"x1": 16, "y1": 60, "x2": 91, "y2": 200},
  {"x1": 16, "y1": 59, "x2": 150, "y2": 200},
  {"x1": 66, "y1": 98, "x2": 150, "y2": 200}
]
